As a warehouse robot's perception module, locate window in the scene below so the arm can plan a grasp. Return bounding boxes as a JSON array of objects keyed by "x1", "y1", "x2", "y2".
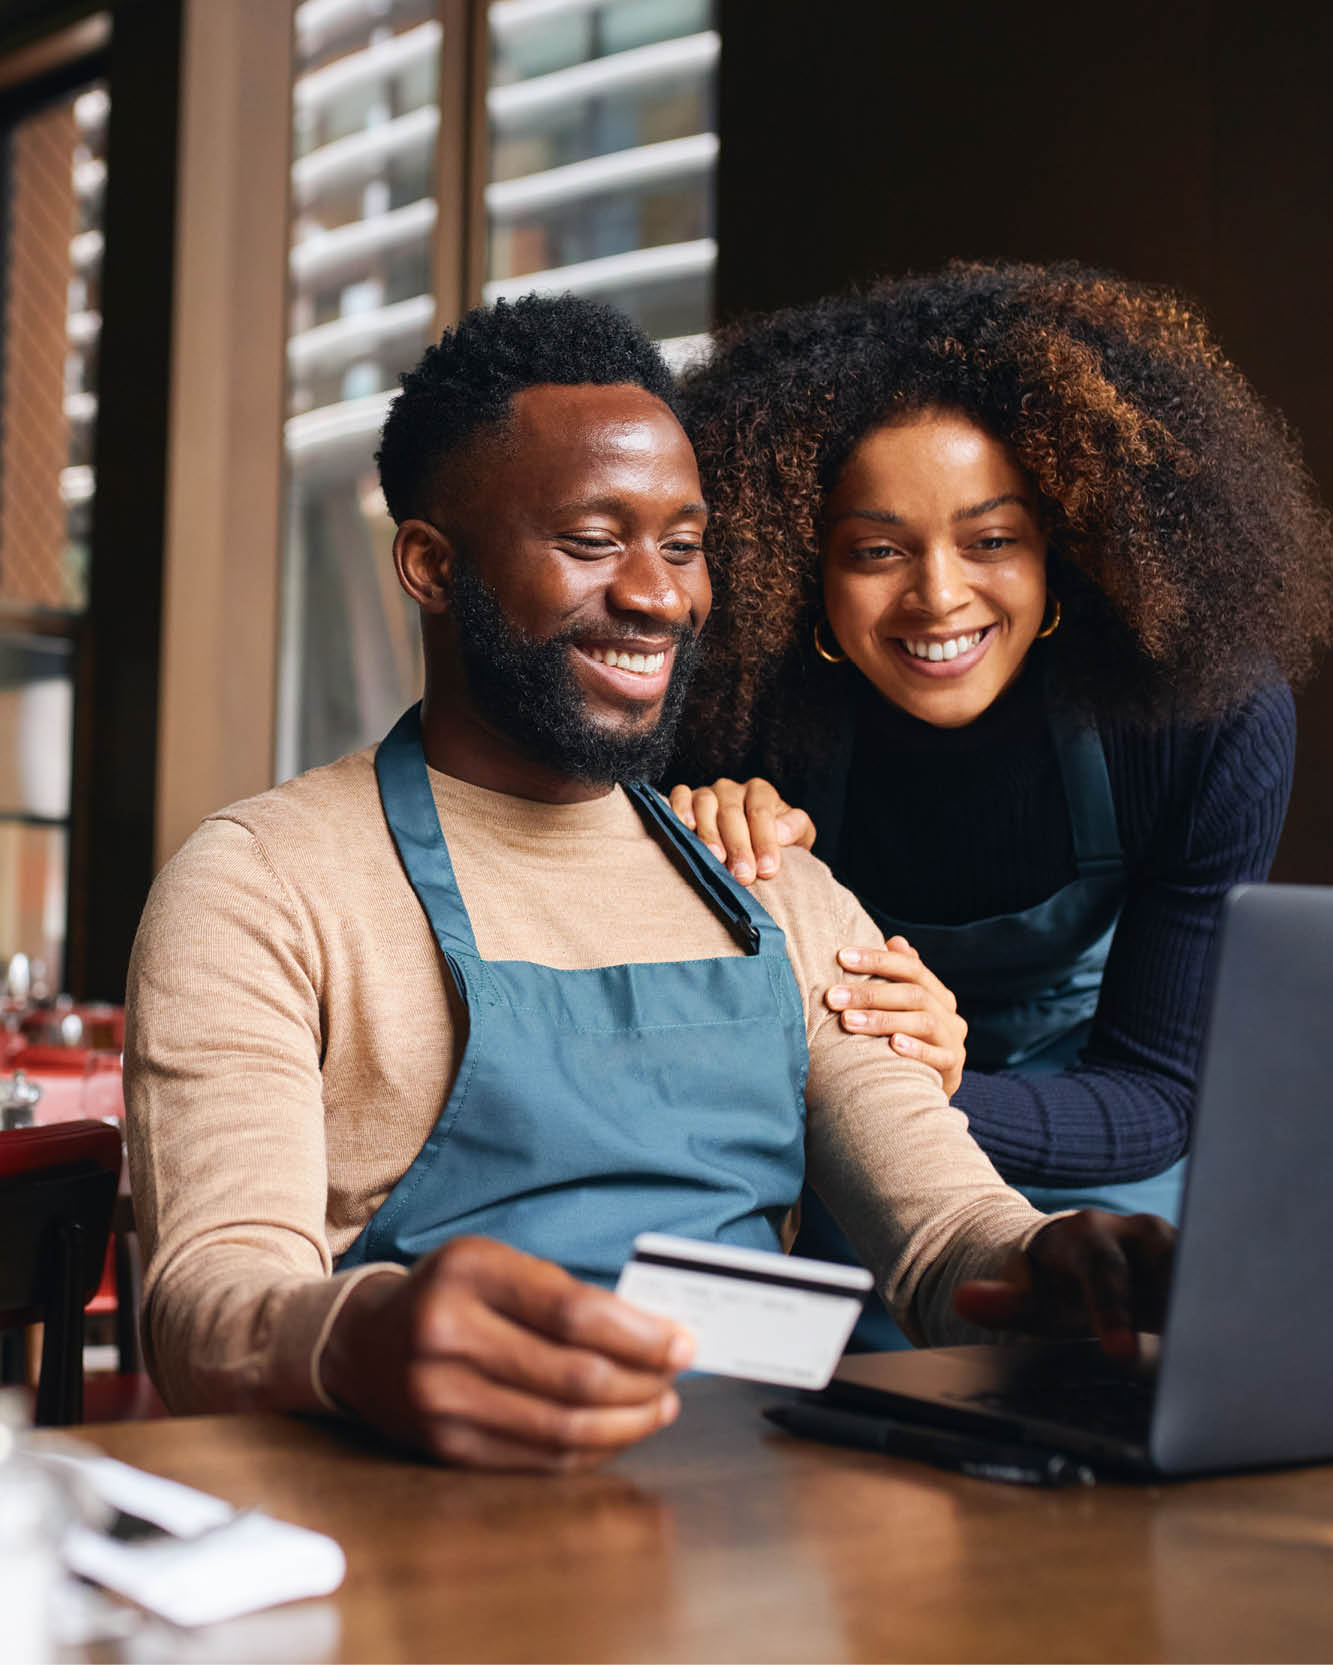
[
  {"x1": 279, "y1": 0, "x2": 442, "y2": 781},
  {"x1": 0, "y1": 71, "x2": 110, "y2": 990},
  {"x1": 487, "y1": 0, "x2": 717, "y2": 368},
  {"x1": 278, "y1": 0, "x2": 718, "y2": 777}
]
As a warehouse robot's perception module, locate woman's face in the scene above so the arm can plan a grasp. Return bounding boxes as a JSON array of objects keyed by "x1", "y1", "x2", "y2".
[{"x1": 822, "y1": 410, "x2": 1048, "y2": 728}]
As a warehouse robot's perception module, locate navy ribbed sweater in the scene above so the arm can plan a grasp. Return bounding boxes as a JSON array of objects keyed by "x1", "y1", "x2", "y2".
[{"x1": 797, "y1": 664, "x2": 1295, "y2": 1186}]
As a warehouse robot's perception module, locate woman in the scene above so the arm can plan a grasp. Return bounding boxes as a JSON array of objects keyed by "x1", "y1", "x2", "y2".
[{"x1": 669, "y1": 262, "x2": 1333, "y2": 1343}]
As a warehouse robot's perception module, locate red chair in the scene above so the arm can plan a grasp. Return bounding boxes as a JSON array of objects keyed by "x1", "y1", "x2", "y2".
[{"x1": 0, "y1": 1120, "x2": 122, "y2": 1424}]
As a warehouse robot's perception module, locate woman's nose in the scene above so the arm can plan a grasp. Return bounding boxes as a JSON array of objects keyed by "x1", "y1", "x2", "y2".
[{"x1": 908, "y1": 546, "x2": 969, "y2": 615}]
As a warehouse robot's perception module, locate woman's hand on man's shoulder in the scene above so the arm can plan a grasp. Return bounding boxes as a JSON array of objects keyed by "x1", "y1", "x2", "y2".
[{"x1": 667, "y1": 776, "x2": 816, "y2": 884}]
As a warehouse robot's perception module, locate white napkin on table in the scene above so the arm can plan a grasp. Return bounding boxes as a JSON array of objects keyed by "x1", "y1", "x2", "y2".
[{"x1": 50, "y1": 1452, "x2": 345, "y2": 1629}]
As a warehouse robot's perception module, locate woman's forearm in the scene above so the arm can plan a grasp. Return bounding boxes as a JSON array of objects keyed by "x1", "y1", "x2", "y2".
[{"x1": 956, "y1": 1060, "x2": 1191, "y2": 1186}]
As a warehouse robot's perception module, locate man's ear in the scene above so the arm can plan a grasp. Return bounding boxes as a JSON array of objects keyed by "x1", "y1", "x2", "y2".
[{"x1": 394, "y1": 518, "x2": 455, "y2": 614}]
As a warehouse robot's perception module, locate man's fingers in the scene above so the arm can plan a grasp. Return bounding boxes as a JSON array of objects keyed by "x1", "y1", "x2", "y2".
[
  {"x1": 1071, "y1": 1234, "x2": 1137, "y2": 1358},
  {"x1": 427, "y1": 1237, "x2": 694, "y2": 1374},
  {"x1": 1120, "y1": 1213, "x2": 1176, "y2": 1332},
  {"x1": 417, "y1": 1286, "x2": 688, "y2": 1407},
  {"x1": 1024, "y1": 1213, "x2": 1178, "y2": 1357},
  {"x1": 415, "y1": 1362, "x2": 681, "y2": 1468},
  {"x1": 426, "y1": 1419, "x2": 597, "y2": 1473},
  {"x1": 951, "y1": 1277, "x2": 1034, "y2": 1330},
  {"x1": 958, "y1": 1214, "x2": 1177, "y2": 1360}
]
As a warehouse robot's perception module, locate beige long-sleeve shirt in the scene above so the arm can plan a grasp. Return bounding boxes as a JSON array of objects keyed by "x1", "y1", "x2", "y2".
[{"x1": 125, "y1": 749, "x2": 1045, "y2": 1414}]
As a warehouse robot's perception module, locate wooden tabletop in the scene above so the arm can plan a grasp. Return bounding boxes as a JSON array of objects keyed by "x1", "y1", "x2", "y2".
[{"x1": 83, "y1": 1377, "x2": 1333, "y2": 1663}]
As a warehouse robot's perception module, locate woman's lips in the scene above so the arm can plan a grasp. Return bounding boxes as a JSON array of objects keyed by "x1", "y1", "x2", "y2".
[{"x1": 888, "y1": 625, "x2": 994, "y2": 678}]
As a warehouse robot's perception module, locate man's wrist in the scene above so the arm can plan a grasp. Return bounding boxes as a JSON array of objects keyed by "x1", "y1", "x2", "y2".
[{"x1": 313, "y1": 1266, "x2": 408, "y2": 1416}]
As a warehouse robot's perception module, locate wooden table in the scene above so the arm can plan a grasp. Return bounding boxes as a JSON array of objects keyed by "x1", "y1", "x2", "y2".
[{"x1": 83, "y1": 1377, "x2": 1333, "y2": 1663}]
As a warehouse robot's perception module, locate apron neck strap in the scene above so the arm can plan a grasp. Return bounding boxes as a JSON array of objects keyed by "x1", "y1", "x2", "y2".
[
  {"x1": 375, "y1": 705, "x2": 483, "y2": 966},
  {"x1": 377, "y1": 709, "x2": 784, "y2": 963},
  {"x1": 626, "y1": 783, "x2": 783, "y2": 956},
  {"x1": 1042, "y1": 672, "x2": 1124, "y2": 878}
]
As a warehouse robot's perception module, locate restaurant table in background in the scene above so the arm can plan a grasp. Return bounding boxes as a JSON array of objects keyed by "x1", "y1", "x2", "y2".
[
  {"x1": 0, "y1": 1026, "x2": 136, "y2": 1389},
  {"x1": 78, "y1": 1376, "x2": 1333, "y2": 1663}
]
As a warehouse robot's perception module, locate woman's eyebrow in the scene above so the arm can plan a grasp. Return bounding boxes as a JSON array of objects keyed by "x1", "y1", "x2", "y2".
[{"x1": 951, "y1": 493, "x2": 1031, "y2": 522}]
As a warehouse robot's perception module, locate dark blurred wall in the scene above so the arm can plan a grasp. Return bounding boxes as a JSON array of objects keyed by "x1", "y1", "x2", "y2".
[{"x1": 716, "y1": 0, "x2": 1333, "y2": 880}]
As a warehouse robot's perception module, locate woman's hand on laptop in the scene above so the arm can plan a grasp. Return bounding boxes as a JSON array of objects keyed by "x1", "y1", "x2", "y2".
[{"x1": 952, "y1": 1211, "x2": 1177, "y2": 1361}]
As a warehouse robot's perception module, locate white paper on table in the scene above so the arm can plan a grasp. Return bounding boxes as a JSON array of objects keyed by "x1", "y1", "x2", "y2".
[{"x1": 45, "y1": 1453, "x2": 345, "y2": 1630}]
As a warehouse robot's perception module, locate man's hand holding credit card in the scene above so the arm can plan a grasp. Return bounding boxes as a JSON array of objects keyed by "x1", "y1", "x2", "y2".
[{"x1": 615, "y1": 1233, "x2": 874, "y2": 1389}]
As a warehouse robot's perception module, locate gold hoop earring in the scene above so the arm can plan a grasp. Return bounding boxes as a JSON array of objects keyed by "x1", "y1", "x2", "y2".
[
  {"x1": 813, "y1": 618, "x2": 848, "y2": 664},
  {"x1": 1035, "y1": 597, "x2": 1061, "y2": 639}
]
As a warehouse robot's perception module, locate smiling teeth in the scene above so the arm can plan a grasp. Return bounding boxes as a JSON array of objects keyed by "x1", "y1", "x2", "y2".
[
  {"x1": 903, "y1": 630, "x2": 985, "y2": 662},
  {"x1": 587, "y1": 647, "x2": 666, "y2": 674}
]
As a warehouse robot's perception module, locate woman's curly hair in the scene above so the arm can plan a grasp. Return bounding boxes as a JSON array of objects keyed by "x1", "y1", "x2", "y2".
[{"x1": 675, "y1": 260, "x2": 1333, "y2": 779}]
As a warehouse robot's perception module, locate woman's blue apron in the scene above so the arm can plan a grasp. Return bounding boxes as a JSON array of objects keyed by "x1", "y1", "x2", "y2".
[
  {"x1": 794, "y1": 695, "x2": 1188, "y2": 1348},
  {"x1": 339, "y1": 706, "x2": 809, "y2": 1283}
]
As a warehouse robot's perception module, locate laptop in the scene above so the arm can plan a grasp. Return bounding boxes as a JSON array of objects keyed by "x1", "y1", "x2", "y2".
[{"x1": 805, "y1": 883, "x2": 1333, "y2": 1479}]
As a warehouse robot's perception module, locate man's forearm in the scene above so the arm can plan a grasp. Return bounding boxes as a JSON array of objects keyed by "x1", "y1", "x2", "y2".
[{"x1": 145, "y1": 1249, "x2": 408, "y2": 1415}]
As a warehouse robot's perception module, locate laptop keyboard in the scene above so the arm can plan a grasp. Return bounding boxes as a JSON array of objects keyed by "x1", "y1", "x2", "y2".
[{"x1": 951, "y1": 1360, "x2": 1157, "y2": 1444}]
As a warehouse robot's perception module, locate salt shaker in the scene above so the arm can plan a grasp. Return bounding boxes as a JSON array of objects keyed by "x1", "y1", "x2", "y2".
[{"x1": 0, "y1": 1070, "x2": 41, "y2": 1130}]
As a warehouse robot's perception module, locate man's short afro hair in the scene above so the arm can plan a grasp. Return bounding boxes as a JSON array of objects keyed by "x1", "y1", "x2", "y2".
[{"x1": 377, "y1": 292, "x2": 681, "y2": 525}]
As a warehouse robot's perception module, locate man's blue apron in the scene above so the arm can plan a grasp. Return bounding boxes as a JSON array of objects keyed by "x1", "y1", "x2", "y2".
[
  {"x1": 340, "y1": 706, "x2": 809, "y2": 1283},
  {"x1": 795, "y1": 696, "x2": 1188, "y2": 1349}
]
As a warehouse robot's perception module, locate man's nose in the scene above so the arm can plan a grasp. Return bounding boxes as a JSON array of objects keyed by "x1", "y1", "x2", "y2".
[
  {"x1": 607, "y1": 544, "x2": 694, "y2": 624},
  {"x1": 907, "y1": 545, "x2": 969, "y2": 615}
]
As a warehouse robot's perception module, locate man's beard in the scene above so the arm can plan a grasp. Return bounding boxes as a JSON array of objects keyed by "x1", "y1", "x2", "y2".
[{"x1": 448, "y1": 558, "x2": 700, "y2": 785}]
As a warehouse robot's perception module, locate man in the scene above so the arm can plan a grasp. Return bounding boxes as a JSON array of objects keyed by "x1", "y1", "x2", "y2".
[{"x1": 126, "y1": 296, "x2": 1172, "y2": 1470}]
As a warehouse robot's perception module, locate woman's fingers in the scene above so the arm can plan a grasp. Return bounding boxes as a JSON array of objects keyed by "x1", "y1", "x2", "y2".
[
  {"x1": 827, "y1": 939, "x2": 967, "y2": 1095},
  {"x1": 838, "y1": 939, "x2": 958, "y2": 1011},
  {"x1": 667, "y1": 784, "x2": 698, "y2": 830},
  {"x1": 666, "y1": 779, "x2": 817, "y2": 881},
  {"x1": 889, "y1": 1032, "x2": 962, "y2": 1084},
  {"x1": 773, "y1": 806, "x2": 817, "y2": 853},
  {"x1": 714, "y1": 788, "x2": 762, "y2": 881},
  {"x1": 718, "y1": 779, "x2": 796, "y2": 881},
  {"x1": 827, "y1": 970, "x2": 927, "y2": 1018},
  {"x1": 675, "y1": 786, "x2": 727, "y2": 862}
]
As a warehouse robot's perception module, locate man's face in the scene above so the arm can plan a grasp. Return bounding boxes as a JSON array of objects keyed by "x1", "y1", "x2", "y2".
[{"x1": 441, "y1": 384, "x2": 711, "y2": 785}]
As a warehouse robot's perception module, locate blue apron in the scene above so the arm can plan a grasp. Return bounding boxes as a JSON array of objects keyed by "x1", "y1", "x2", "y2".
[
  {"x1": 340, "y1": 706, "x2": 809, "y2": 1283},
  {"x1": 795, "y1": 695, "x2": 1187, "y2": 1349}
]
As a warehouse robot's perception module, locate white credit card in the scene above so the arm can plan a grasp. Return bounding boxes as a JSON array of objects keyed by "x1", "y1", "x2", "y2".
[{"x1": 615, "y1": 1232, "x2": 873, "y2": 1390}]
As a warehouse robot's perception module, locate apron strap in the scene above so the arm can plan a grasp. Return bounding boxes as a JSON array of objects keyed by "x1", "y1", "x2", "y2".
[
  {"x1": 627, "y1": 783, "x2": 785, "y2": 957},
  {"x1": 1043, "y1": 685, "x2": 1124, "y2": 879},
  {"x1": 375, "y1": 706, "x2": 491, "y2": 981},
  {"x1": 377, "y1": 707, "x2": 786, "y2": 970}
]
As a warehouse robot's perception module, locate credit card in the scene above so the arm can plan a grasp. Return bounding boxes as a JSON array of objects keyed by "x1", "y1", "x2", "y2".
[{"x1": 615, "y1": 1232, "x2": 874, "y2": 1389}]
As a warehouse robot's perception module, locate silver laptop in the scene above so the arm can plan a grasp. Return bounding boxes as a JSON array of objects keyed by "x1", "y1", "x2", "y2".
[{"x1": 811, "y1": 883, "x2": 1333, "y2": 1478}]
